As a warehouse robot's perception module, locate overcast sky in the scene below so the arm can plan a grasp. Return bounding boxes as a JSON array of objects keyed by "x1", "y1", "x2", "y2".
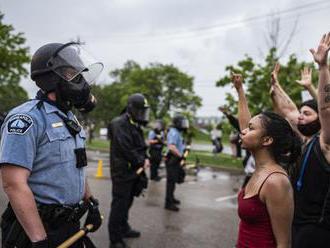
[{"x1": 1, "y1": 0, "x2": 330, "y2": 117}]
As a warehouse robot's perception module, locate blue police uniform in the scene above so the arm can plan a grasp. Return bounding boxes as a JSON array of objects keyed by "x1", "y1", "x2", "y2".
[
  {"x1": 165, "y1": 127, "x2": 185, "y2": 208},
  {"x1": 167, "y1": 127, "x2": 185, "y2": 155},
  {"x1": 148, "y1": 130, "x2": 164, "y2": 150},
  {"x1": 0, "y1": 99, "x2": 86, "y2": 205}
]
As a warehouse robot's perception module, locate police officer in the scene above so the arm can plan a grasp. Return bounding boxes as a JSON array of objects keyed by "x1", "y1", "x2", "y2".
[
  {"x1": 165, "y1": 115, "x2": 189, "y2": 212},
  {"x1": 0, "y1": 112, "x2": 6, "y2": 128},
  {"x1": 0, "y1": 42, "x2": 103, "y2": 247},
  {"x1": 148, "y1": 120, "x2": 165, "y2": 181},
  {"x1": 108, "y1": 93, "x2": 150, "y2": 248}
]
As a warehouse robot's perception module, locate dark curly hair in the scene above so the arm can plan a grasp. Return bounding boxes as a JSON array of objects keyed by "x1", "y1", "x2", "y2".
[{"x1": 259, "y1": 111, "x2": 302, "y2": 169}]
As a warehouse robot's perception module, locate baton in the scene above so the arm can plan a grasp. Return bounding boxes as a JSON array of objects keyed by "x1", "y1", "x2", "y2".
[
  {"x1": 136, "y1": 167, "x2": 144, "y2": 175},
  {"x1": 57, "y1": 224, "x2": 93, "y2": 248},
  {"x1": 57, "y1": 216, "x2": 104, "y2": 248},
  {"x1": 180, "y1": 145, "x2": 191, "y2": 166}
]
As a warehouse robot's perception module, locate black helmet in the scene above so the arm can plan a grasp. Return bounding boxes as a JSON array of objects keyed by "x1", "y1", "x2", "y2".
[
  {"x1": 127, "y1": 93, "x2": 150, "y2": 125},
  {"x1": 31, "y1": 42, "x2": 103, "y2": 112},
  {"x1": 173, "y1": 115, "x2": 189, "y2": 131},
  {"x1": 154, "y1": 119, "x2": 164, "y2": 132},
  {"x1": 30, "y1": 43, "x2": 64, "y2": 92}
]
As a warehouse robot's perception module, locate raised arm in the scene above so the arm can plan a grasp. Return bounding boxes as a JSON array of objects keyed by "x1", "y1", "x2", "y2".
[
  {"x1": 310, "y1": 33, "x2": 330, "y2": 146},
  {"x1": 296, "y1": 67, "x2": 318, "y2": 100},
  {"x1": 218, "y1": 106, "x2": 240, "y2": 132},
  {"x1": 231, "y1": 74, "x2": 251, "y2": 130},
  {"x1": 270, "y1": 63, "x2": 300, "y2": 126}
]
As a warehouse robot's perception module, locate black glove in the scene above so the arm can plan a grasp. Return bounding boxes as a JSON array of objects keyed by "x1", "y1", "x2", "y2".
[
  {"x1": 84, "y1": 196, "x2": 102, "y2": 232},
  {"x1": 31, "y1": 238, "x2": 49, "y2": 248}
]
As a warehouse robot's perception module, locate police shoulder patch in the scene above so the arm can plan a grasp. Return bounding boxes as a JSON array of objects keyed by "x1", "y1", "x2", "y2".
[{"x1": 7, "y1": 114, "x2": 34, "y2": 135}]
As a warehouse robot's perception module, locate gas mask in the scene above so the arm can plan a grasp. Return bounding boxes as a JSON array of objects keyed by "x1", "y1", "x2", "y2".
[{"x1": 47, "y1": 42, "x2": 103, "y2": 112}]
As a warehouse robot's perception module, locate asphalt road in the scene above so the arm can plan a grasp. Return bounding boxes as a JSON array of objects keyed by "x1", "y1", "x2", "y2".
[{"x1": 0, "y1": 151, "x2": 244, "y2": 248}]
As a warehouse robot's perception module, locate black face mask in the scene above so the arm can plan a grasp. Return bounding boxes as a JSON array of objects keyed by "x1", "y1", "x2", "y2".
[
  {"x1": 297, "y1": 119, "x2": 321, "y2": 137},
  {"x1": 55, "y1": 76, "x2": 91, "y2": 112},
  {"x1": 74, "y1": 94, "x2": 97, "y2": 113}
]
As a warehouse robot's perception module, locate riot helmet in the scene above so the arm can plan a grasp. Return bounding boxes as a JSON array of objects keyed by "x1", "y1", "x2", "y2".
[
  {"x1": 30, "y1": 42, "x2": 103, "y2": 112},
  {"x1": 127, "y1": 93, "x2": 150, "y2": 125},
  {"x1": 154, "y1": 119, "x2": 164, "y2": 133},
  {"x1": 173, "y1": 115, "x2": 189, "y2": 131}
]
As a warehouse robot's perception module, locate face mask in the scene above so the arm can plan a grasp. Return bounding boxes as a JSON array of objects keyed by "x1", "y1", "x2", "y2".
[
  {"x1": 74, "y1": 94, "x2": 97, "y2": 113},
  {"x1": 297, "y1": 119, "x2": 321, "y2": 136},
  {"x1": 56, "y1": 76, "x2": 91, "y2": 112}
]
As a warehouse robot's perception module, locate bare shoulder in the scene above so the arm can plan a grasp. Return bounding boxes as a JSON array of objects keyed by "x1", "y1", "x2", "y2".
[{"x1": 260, "y1": 172, "x2": 292, "y2": 202}]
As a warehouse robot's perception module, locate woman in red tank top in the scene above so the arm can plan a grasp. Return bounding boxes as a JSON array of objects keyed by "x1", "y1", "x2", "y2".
[{"x1": 231, "y1": 74, "x2": 301, "y2": 248}]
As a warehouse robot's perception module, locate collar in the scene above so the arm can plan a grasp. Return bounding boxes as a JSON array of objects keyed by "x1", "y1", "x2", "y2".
[{"x1": 41, "y1": 100, "x2": 74, "y2": 119}]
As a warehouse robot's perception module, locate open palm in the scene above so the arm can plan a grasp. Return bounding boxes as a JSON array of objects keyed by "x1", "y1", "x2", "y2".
[
  {"x1": 296, "y1": 67, "x2": 312, "y2": 87},
  {"x1": 310, "y1": 33, "x2": 330, "y2": 66}
]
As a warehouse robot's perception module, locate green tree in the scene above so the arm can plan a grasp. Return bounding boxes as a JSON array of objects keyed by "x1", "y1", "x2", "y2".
[
  {"x1": 216, "y1": 48, "x2": 317, "y2": 115},
  {"x1": 90, "y1": 60, "x2": 202, "y2": 126},
  {"x1": 0, "y1": 12, "x2": 30, "y2": 112},
  {"x1": 110, "y1": 61, "x2": 202, "y2": 118}
]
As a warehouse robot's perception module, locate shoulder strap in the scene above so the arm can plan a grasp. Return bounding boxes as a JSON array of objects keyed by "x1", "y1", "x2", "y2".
[
  {"x1": 296, "y1": 135, "x2": 318, "y2": 191},
  {"x1": 257, "y1": 171, "x2": 288, "y2": 195}
]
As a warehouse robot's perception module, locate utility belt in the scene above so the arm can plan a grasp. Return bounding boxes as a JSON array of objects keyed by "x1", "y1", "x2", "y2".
[
  {"x1": 150, "y1": 144, "x2": 163, "y2": 151},
  {"x1": 166, "y1": 152, "x2": 182, "y2": 164},
  {"x1": 38, "y1": 201, "x2": 89, "y2": 228},
  {"x1": 1, "y1": 202, "x2": 88, "y2": 248}
]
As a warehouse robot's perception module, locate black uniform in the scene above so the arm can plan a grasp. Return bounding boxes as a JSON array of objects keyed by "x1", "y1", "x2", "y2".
[
  {"x1": 148, "y1": 129, "x2": 164, "y2": 180},
  {"x1": 108, "y1": 113, "x2": 147, "y2": 244},
  {"x1": 292, "y1": 136, "x2": 330, "y2": 248}
]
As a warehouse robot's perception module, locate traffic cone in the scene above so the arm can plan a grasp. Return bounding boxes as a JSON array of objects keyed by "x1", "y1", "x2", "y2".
[{"x1": 95, "y1": 159, "x2": 104, "y2": 179}]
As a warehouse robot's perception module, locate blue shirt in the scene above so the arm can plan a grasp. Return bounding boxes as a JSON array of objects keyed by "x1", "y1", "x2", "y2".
[
  {"x1": 148, "y1": 130, "x2": 164, "y2": 150},
  {"x1": 0, "y1": 100, "x2": 86, "y2": 205},
  {"x1": 167, "y1": 127, "x2": 185, "y2": 156}
]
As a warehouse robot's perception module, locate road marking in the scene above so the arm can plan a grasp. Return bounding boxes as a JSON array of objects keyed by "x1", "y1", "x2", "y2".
[{"x1": 215, "y1": 194, "x2": 237, "y2": 202}]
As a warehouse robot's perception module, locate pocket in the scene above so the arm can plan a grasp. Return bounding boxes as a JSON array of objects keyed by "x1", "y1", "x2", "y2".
[
  {"x1": 76, "y1": 129, "x2": 87, "y2": 148},
  {"x1": 46, "y1": 128, "x2": 75, "y2": 163}
]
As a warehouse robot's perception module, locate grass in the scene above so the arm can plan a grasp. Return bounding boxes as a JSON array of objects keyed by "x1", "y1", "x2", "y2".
[
  {"x1": 86, "y1": 139, "x2": 109, "y2": 151},
  {"x1": 87, "y1": 138, "x2": 243, "y2": 171},
  {"x1": 186, "y1": 150, "x2": 243, "y2": 171}
]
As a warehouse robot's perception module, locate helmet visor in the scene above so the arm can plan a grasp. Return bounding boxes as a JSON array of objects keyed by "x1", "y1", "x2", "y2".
[
  {"x1": 181, "y1": 119, "x2": 189, "y2": 129},
  {"x1": 48, "y1": 43, "x2": 104, "y2": 84},
  {"x1": 136, "y1": 108, "x2": 150, "y2": 123}
]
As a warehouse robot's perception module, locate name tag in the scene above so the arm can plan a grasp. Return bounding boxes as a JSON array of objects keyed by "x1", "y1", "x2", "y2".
[{"x1": 52, "y1": 122, "x2": 63, "y2": 128}]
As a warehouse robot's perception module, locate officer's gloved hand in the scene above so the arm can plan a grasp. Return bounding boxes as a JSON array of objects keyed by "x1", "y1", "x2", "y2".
[
  {"x1": 31, "y1": 238, "x2": 49, "y2": 248},
  {"x1": 84, "y1": 196, "x2": 102, "y2": 232}
]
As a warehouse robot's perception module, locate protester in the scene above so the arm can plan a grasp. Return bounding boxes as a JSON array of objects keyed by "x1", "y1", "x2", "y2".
[
  {"x1": 232, "y1": 73, "x2": 300, "y2": 248},
  {"x1": 270, "y1": 33, "x2": 330, "y2": 248}
]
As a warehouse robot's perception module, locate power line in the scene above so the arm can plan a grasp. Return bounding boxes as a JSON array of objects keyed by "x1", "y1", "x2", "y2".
[{"x1": 100, "y1": 0, "x2": 329, "y2": 43}]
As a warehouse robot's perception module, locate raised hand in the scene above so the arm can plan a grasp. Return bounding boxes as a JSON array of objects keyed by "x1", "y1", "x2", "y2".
[
  {"x1": 271, "y1": 63, "x2": 280, "y2": 86},
  {"x1": 231, "y1": 73, "x2": 243, "y2": 90},
  {"x1": 310, "y1": 32, "x2": 330, "y2": 66},
  {"x1": 218, "y1": 105, "x2": 228, "y2": 114},
  {"x1": 296, "y1": 67, "x2": 312, "y2": 87}
]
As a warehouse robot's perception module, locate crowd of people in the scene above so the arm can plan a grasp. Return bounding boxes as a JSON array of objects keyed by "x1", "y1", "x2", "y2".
[{"x1": 0, "y1": 32, "x2": 329, "y2": 248}]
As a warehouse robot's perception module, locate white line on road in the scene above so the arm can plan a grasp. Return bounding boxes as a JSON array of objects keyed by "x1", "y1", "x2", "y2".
[{"x1": 215, "y1": 194, "x2": 237, "y2": 202}]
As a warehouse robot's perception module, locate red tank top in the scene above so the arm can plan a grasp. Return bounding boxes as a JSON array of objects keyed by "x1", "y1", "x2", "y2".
[{"x1": 237, "y1": 172, "x2": 287, "y2": 248}]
